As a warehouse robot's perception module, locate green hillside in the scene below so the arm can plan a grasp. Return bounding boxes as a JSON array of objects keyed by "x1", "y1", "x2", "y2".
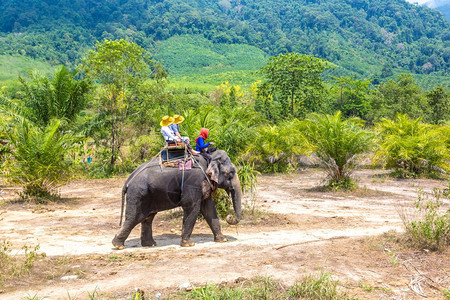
[
  {"x1": 154, "y1": 35, "x2": 267, "y2": 87},
  {"x1": 0, "y1": 0, "x2": 449, "y2": 88},
  {"x1": 0, "y1": 54, "x2": 53, "y2": 88}
]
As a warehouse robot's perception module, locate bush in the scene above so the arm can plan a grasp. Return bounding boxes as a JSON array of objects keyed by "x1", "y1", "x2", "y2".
[
  {"x1": 300, "y1": 111, "x2": 374, "y2": 190},
  {"x1": 246, "y1": 120, "x2": 305, "y2": 173},
  {"x1": 3, "y1": 119, "x2": 78, "y2": 201},
  {"x1": 399, "y1": 189, "x2": 450, "y2": 251},
  {"x1": 374, "y1": 114, "x2": 449, "y2": 178}
]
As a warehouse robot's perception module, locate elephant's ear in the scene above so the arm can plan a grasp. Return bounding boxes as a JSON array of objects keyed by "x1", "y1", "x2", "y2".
[{"x1": 206, "y1": 160, "x2": 220, "y2": 183}]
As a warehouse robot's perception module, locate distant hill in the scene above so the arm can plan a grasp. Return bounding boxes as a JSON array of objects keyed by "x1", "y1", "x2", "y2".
[
  {"x1": 428, "y1": 0, "x2": 450, "y2": 21},
  {"x1": 0, "y1": 0, "x2": 449, "y2": 87},
  {"x1": 406, "y1": 0, "x2": 450, "y2": 21}
]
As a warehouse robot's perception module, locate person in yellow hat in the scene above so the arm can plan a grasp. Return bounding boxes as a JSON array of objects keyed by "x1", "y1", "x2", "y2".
[
  {"x1": 170, "y1": 114, "x2": 185, "y2": 141},
  {"x1": 169, "y1": 114, "x2": 199, "y2": 154},
  {"x1": 160, "y1": 115, "x2": 177, "y2": 144}
]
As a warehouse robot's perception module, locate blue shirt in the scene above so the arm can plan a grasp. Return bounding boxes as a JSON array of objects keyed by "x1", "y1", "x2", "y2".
[
  {"x1": 169, "y1": 124, "x2": 180, "y2": 134},
  {"x1": 196, "y1": 137, "x2": 210, "y2": 151}
]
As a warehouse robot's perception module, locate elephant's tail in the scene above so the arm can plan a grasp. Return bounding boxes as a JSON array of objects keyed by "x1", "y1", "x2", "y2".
[{"x1": 119, "y1": 185, "x2": 127, "y2": 227}]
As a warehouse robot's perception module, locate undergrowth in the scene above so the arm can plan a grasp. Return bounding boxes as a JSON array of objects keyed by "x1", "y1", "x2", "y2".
[
  {"x1": 167, "y1": 273, "x2": 354, "y2": 300},
  {"x1": 398, "y1": 189, "x2": 450, "y2": 251},
  {"x1": 0, "y1": 240, "x2": 43, "y2": 286}
]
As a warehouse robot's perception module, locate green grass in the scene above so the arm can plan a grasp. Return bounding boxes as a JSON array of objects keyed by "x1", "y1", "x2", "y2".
[
  {"x1": 399, "y1": 189, "x2": 450, "y2": 251},
  {"x1": 167, "y1": 274, "x2": 354, "y2": 299},
  {"x1": 154, "y1": 35, "x2": 268, "y2": 87},
  {"x1": 0, "y1": 55, "x2": 53, "y2": 85}
]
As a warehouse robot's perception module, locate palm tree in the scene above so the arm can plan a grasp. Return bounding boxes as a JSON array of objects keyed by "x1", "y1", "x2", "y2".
[
  {"x1": 374, "y1": 113, "x2": 449, "y2": 178},
  {"x1": 3, "y1": 118, "x2": 78, "y2": 200},
  {"x1": 301, "y1": 111, "x2": 374, "y2": 189},
  {"x1": 18, "y1": 66, "x2": 90, "y2": 128},
  {"x1": 246, "y1": 120, "x2": 305, "y2": 173}
]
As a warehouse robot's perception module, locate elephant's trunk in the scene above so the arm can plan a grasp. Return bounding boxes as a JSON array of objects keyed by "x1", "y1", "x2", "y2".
[{"x1": 226, "y1": 175, "x2": 242, "y2": 225}]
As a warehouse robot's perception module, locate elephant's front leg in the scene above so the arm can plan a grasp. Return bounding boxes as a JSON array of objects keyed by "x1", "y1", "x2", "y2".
[
  {"x1": 141, "y1": 213, "x2": 157, "y2": 247},
  {"x1": 200, "y1": 196, "x2": 227, "y2": 243},
  {"x1": 180, "y1": 200, "x2": 201, "y2": 247}
]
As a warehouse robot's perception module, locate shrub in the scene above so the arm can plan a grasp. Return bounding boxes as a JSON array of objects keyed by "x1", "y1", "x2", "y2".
[
  {"x1": 0, "y1": 239, "x2": 42, "y2": 286},
  {"x1": 300, "y1": 111, "x2": 374, "y2": 190},
  {"x1": 3, "y1": 119, "x2": 78, "y2": 201},
  {"x1": 374, "y1": 114, "x2": 449, "y2": 178},
  {"x1": 399, "y1": 189, "x2": 450, "y2": 251},
  {"x1": 246, "y1": 120, "x2": 305, "y2": 173}
]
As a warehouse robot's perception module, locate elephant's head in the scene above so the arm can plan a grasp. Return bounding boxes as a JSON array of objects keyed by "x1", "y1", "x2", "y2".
[{"x1": 206, "y1": 150, "x2": 242, "y2": 225}]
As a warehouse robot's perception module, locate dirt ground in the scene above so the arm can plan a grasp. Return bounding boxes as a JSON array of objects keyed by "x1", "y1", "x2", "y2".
[{"x1": 1, "y1": 168, "x2": 449, "y2": 299}]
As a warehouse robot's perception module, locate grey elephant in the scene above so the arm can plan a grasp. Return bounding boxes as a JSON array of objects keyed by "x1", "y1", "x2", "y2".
[{"x1": 112, "y1": 149, "x2": 242, "y2": 248}]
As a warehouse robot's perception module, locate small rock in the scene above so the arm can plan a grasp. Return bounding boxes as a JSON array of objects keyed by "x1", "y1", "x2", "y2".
[
  {"x1": 61, "y1": 275, "x2": 78, "y2": 281},
  {"x1": 179, "y1": 282, "x2": 192, "y2": 291},
  {"x1": 155, "y1": 292, "x2": 162, "y2": 298},
  {"x1": 235, "y1": 277, "x2": 246, "y2": 283}
]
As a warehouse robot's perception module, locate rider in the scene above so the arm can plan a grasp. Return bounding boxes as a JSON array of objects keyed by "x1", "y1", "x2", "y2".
[
  {"x1": 160, "y1": 115, "x2": 177, "y2": 145},
  {"x1": 195, "y1": 128, "x2": 215, "y2": 164}
]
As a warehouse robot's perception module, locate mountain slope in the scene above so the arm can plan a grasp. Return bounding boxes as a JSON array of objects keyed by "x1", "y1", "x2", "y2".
[{"x1": 0, "y1": 0, "x2": 449, "y2": 85}]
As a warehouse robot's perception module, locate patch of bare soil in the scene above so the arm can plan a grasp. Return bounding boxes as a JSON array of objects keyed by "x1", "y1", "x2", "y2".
[{"x1": 1, "y1": 169, "x2": 449, "y2": 299}]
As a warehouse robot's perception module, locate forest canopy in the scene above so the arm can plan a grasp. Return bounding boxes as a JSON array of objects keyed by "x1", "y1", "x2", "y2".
[{"x1": 0, "y1": 0, "x2": 449, "y2": 86}]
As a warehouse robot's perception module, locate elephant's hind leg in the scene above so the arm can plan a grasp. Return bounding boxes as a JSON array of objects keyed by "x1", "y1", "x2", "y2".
[
  {"x1": 141, "y1": 213, "x2": 157, "y2": 247},
  {"x1": 112, "y1": 222, "x2": 136, "y2": 250},
  {"x1": 112, "y1": 213, "x2": 143, "y2": 250}
]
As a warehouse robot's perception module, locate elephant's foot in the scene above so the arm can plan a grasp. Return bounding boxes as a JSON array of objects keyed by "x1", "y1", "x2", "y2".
[
  {"x1": 214, "y1": 234, "x2": 228, "y2": 243},
  {"x1": 141, "y1": 240, "x2": 157, "y2": 248},
  {"x1": 112, "y1": 236, "x2": 125, "y2": 250},
  {"x1": 181, "y1": 238, "x2": 195, "y2": 247}
]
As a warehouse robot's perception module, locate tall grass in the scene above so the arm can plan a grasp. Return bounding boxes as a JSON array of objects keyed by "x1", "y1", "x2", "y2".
[
  {"x1": 399, "y1": 189, "x2": 450, "y2": 251},
  {"x1": 287, "y1": 272, "x2": 353, "y2": 300}
]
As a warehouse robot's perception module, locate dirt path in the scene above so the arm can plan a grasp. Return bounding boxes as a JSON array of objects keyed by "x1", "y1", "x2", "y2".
[{"x1": 1, "y1": 169, "x2": 449, "y2": 299}]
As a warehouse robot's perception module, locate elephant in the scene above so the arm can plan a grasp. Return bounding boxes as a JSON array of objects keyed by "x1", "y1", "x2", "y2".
[{"x1": 112, "y1": 149, "x2": 242, "y2": 248}]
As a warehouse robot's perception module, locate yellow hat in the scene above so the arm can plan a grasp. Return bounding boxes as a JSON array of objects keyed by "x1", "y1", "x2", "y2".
[
  {"x1": 173, "y1": 114, "x2": 185, "y2": 124},
  {"x1": 160, "y1": 115, "x2": 174, "y2": 127}
]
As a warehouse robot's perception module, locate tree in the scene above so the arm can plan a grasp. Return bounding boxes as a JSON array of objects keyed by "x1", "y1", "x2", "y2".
[
  {"x1": 82, "y1": 39, "x2": 152, "y2": 170},
  {"x1": 426, "y1": 86, "x2": 450, "y2": 124},
  {"x1": 369, "y1": 74, "x2": 428, "y2": 121},
  {"x1": 246, "y1": 120, "x2": 306, "y2": 173},
  {"x1": 18, "y1": 66, "x2": 90, "y2": 128},
  {"x1": 300, "y1": 111, "x2": 374, "y2": 189},
  {"x1": 2, "y1": 119, "x2": 78, "y2": 200},
  {"x1": 331, "y1": 76, "x2": 372, "y2": 120},
  {"x1": 259, "y1": 52, "x2": 333, "y2": 119}
]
